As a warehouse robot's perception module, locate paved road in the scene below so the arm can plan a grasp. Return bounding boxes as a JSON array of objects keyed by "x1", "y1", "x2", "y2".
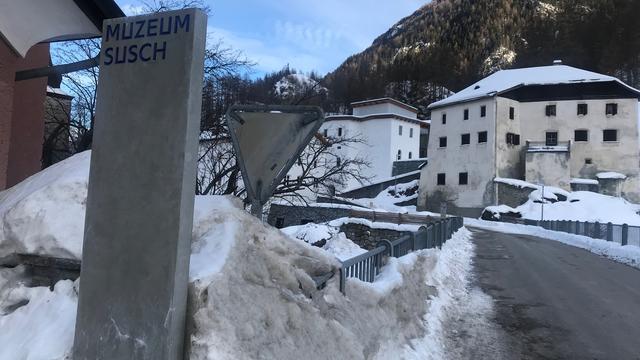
[{"x1": 469, "y1": 227, "x2": 640, "y2": 360}]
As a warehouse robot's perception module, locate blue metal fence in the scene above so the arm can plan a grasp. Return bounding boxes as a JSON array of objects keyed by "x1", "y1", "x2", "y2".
[{"x1": 338, "y1": 217, "x2": 464, "y2": 294}]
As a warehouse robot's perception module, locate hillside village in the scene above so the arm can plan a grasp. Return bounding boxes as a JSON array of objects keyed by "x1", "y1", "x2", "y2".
[{"x1": 2, "y1": 1, "x2": 640, "y2": 359}]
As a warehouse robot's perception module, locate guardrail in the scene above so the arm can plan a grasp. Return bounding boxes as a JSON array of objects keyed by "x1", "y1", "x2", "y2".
[
  {"x1": 338, "y1": 217, "x2": 464, "y2": 294},
  {"x1": 534, "y1": 219, "x2": 640, "y2": 247}
]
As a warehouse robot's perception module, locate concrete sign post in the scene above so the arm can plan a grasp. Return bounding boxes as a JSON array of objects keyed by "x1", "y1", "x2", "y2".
[
  {"x1": 73, "y1": 9, "x2": 206, "y2": 360},
  {"x1": 226, "y1": 105, "x2": 324, "y2": 217}
]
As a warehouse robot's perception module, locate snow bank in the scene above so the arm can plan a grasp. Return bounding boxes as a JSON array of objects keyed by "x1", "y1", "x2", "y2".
[
  {"x1": 280, "y1": 223, "x2": 335, "y2": 245},
  {"x1": 322, "y1": 232, "x2": 367, "y2": 261},
  {"x1": 467, "y1": 219, "x2": 640, "y2": 269},
  {"x1": 329, "y1": 217, "x2": 424, "y2": 232},
  {"x1": 0, "y1": 267, "x2": 77, "y2": 360},
  {"x1": 0, "y1": 152, "x2": 480, "y2": 359},
  {"x1": 516, "y1": 191, "x2": 640, "y2": 226},
  {"x1": 348, "y1": 180, "x2": 419, "y2": 213},
  {"x1": 0, "y1": 151, "x2": 91, "y2": 260}
]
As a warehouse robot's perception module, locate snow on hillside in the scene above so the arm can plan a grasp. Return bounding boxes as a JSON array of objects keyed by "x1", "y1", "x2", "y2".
[
  {"x1": 349, "y1": 180, "x2": 419, "y2": 213},
  {"x1": 274, "y1": 73, "x2": 327, "y2": 98},
  {"x1": 0, "y1": 151, "x2": 478, "y2": 359}
]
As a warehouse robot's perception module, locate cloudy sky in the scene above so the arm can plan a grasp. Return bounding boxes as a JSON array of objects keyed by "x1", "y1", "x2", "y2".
[{"x1": 118, "y1": 0, "x2": 424, "y2": 76}]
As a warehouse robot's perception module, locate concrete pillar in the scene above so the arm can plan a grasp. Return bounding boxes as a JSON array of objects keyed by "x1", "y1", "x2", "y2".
[{"x1": 73, "y1": 9, "x2": 207, "y2": 360}]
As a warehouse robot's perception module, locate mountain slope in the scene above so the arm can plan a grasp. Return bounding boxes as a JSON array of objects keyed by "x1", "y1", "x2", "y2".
[{"x1": 324, "y1": 0, "x2": 640, "y2": 115}]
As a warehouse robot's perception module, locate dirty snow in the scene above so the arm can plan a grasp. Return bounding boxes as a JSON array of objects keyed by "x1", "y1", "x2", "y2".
[
  {"x1": 0, "y1": 151, "x2": 480, "y2": 359},
  {"x1": 321, "y1": 232, "x2": 367, "y2": 261}
]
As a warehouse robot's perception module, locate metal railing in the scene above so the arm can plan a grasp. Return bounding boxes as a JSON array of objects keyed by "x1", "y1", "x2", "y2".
[
  {"x1": 533, "y1": 219, "x2": 640, "y2": 247},
  {"x1": 338, "y1": 217, "x2": 464, "y2": 294}
]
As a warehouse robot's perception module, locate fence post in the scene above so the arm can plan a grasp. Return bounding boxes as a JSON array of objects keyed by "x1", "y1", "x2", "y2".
[
  {"x1": 622, "y1": 224, "x2": 629, "y2": 246},
  {"x1": 594, "y1": 222, "x2": 601, "y2": 238},
  {"x1": 339, "y1": 268, "x2": 346, "y2": 294},
  {"x1": 607, "y1": 222, "x2": 613, "y2": 242}
]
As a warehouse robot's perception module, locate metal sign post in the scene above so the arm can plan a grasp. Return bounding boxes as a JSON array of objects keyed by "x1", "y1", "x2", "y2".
[
  {"x1": 226, "y1": 105, "x2": 324, "y2": 218},
  {"x1": 73, "y1": 9, "x2": 206, "y2": 360}
]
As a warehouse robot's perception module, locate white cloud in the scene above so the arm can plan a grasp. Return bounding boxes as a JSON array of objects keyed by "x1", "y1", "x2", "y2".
[{"x1": 120, "y1": 3, "x2": 145, "y2": 16}]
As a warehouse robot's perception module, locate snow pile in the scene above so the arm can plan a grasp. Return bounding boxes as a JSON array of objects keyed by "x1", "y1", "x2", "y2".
[
  {"x1": 280, "y1": 223, "x2": 335, "y2": 245},
  {"x1": 321, "y1": 232, "x2": 367, "y2": 261},
  {"x1": 0, "y1": 267, "x2": 77, "y2": 360},
  {"x1": 0, "y1": 151, "x2": 91, "y2": 260},
  {"x1": 516, "y1": 191, "x2": 640, "y2": 226},
  {"x1": 571, "y1": 178, "x2": 599, "y2": 185},
  {"x1": 0, "y1": 151, "x2": 478, "y2": 359},
  {"x1": 468, "y1": 219, "x2": 640, "y2": 269},
  {"x1": 349, "y1": 180, "x2": 419, "y2": 213},
  {"x1": 329, "y1": 217, "x2": 424, "y2": 232},
  {"x1": 494, "y1": 177, "x2": 570, "y2": 199}
]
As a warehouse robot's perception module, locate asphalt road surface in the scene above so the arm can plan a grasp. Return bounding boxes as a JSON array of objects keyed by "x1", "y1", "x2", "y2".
[{"x1": 468, "y1": 227, "x2": 640, "y2": 360}]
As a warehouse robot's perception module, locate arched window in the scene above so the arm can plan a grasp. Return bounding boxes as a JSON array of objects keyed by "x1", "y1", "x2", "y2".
[{"x1": 397, "y1": 150, "x2": 402, "y2": 160}]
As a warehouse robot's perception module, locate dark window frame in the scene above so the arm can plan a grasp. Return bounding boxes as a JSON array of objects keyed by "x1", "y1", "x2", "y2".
[
  {"x1": 437, "y1": 173, "x2": 446, "y2": 186},
  {"x1": 478, "y1": 131, "x2": 488, "y2": 143},
  {"x1": 459, "y1": 172, "x2": 468, "y2": 185},
  {"x1": 409, "y1": 128, "x2": 414, "y2": 138},
  {"x1": 546, "y1": 131, "x2": 558, "y2": 146},
  {"x1": 461, "y1": 133, "x2": 471, "y2": 145},
  {"x1": 338, "y1": 127, "x2": 343, "y2": 136},
  {"x1": 574, "y1": 129, "x2": 588, "y2": 142},
  {"x1": 606, "y1": 103, "x2": 618, "y2": 116},
  {"x1": 509, "y1": 106, "x2": 515, "y2": 120},
  {"x1": 545, "y1": 104, "x2": 556, "y2": 117},
  {"x1": 480, "y1": 105, "x2": 486, "y2": 117},
  {"x1": 442, "y1": 113, "x2": 447, "y2": 124},
  {"x1": 577, "y1": 103, "x2": 588, "y2": 116},
  {"x1": 603, "y1": 129, "x2": 618, "y2": 142},
  {"x1": 506, "y1": 132, "x2": 520, "y2": 146},
  {"x1": 463, "y1": 108, "x2": 469, "y2": 120},
  {"x1": 439, "y1": 136, "x2": 447, "y2": 148},
  {"x1": 398, "y1": 125, "x2": 403, "y2": 136}
]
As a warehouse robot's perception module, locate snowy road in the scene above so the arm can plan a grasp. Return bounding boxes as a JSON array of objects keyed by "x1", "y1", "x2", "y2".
[{"x1": 469, "y1": 227, "x2": 640, "y2": 360}]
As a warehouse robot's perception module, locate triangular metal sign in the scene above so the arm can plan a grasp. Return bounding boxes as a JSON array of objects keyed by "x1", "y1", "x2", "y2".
[{"x1": 226, "y1": 104, "x2": 325, "y2": 209}]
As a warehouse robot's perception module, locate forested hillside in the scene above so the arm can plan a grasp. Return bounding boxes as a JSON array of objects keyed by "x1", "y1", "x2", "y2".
[{"x1": 323, "y1": 0, "x2": 640, "y2": 116}]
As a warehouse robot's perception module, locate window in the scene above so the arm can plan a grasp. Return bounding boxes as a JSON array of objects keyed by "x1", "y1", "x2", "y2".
[
  {"x1": 585, "y1": 158, "x2": 593, "y2": 165},
  {"x1": 478, "y1": 131, "x2": 488, "y2": 143},
  {"x1": 338, "y1": 127, "x2": 343, "y2": 136},
  {"x1": 459, "y1": 172, "x2": 468, "y2": 185},
  {"x1": 546, "y1": 131, "x2": 558, "y2": 146},
  {"x1": 509, "y1": 107, "x2": 515, "y2": 120},
  {"x1": 545, "y1": 105, "x2": 556, "y2": 116},
  {"x1": 506, "y1": 133, "x2": 520, "y2": 145},
  {"x1": 464, "y1": 109, "x2": 469, "y2": 120},
  {"x1": 437, "y1": 173, "x2": 446, "y2": 186},
  {"x1": 574, "y1": 130, "x2": 588, "y2": 142},
  {"x1": 461, "y1": 133, "x2": 470, "y2": 145},
  {"x1": 439, "y1": 136, "x2": 447, "y2": 148},
  {"x1": 442, "y1": 113, "x2": 447, "y2": 124},
  {"x1": 397, "y1": 150, "x2": 402, "y2": 161},
  {"x1": 480, "y1": 105, "x2": 486, "y2": 117},
  {"x1": 323, "y1": 129, "x2": 328, "y2": 137},
  {"x1": 577, "y1": 103, "x2": 588, "y2": 116},
  {"x1": 399, "y1": 125, "x2": 403, "y2": 136},
  {"x1": 408, "y1": 152, "x2": 413, "y2": 159},
  {"x1": 603, "y1": 129, "x2": 618, "y2": 142},
  {"x1": 409, "y1": 128, "x2": 414, "y2": 138},
  {"x1": 606, "y1": 103, "x2": 618, "y2": 116},
  {"x1": 275, "y1": 217, "x2": 285, "y2": 229}
]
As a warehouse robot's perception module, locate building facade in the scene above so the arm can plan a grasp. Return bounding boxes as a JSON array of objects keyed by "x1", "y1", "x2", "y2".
[
  {"x1": 417, "y1": 64, "x2": 640, "y2": 216},
  {"x1": 321, "y1": 98, "x2": 427, "y2": 190}
]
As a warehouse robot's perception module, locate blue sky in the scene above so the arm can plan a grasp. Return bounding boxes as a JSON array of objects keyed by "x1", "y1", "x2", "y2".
[{"x1": 117, "y1": 0, "x2": 425, "y2": 76}]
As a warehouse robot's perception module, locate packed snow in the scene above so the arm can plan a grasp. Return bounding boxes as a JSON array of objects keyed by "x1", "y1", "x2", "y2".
[
  {"x1": 467, "y1": 219, "x2": 640, "y2": 269},
  {"x1": 0, "y1": 151, "x2": 478, "y2": 359},
  {"x1": 348, "y1": 180, "x2": 419, "y2": 213}
]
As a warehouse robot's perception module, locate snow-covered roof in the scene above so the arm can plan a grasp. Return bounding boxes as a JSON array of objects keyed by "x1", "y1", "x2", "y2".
[
  {"x1": 597, "y1": 172, "x2": 627, "y2": 180},
  {"x1": 351, "y1": 98, "x2": 418, "y2": 113},
  {"x1": 570, "y1": 178, "x2": 600, "y2": 185},
  {"x1": 429, "y1": 64, "x2": 640, "y2": 109},
  {"x1": 325, "y1": 113, "x2": 423, "y2": 125}
]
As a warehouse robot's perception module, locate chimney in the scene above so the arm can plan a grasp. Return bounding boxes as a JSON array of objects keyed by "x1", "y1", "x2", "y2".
[{"x1": 553, "y1": 59, "x2": 563, "y2": 65}]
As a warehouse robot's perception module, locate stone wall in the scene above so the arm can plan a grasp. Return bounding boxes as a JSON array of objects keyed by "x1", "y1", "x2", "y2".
[
  {"x1": 338, "y1": 223, "x2": 411, "y2": 250},
  {"x1": 267, "y1": 204, "x2": 351, "y2": 228},
  {"x1": 496, "y1": 182, "x2": 535, "y2": 208}
]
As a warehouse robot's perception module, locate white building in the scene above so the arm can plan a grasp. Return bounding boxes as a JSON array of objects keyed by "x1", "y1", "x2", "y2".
[
  {"x1": 417, "y1": 63, "x2": 640, "y2": 217},
  {"x1": 321, "y1": 98, "x2": 427, "y2": 190}
]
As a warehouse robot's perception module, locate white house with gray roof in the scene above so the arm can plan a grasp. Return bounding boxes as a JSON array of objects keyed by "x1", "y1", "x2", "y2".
[{"x1": 417, "y1": 62, "x2": 640, "y2": 217}]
